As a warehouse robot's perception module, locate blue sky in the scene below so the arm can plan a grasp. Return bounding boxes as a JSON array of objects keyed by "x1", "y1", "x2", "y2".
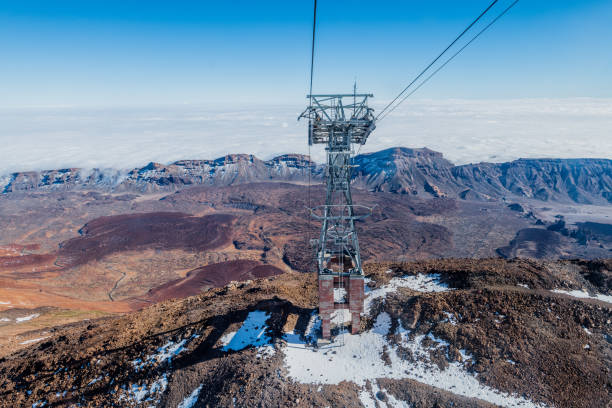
[
  {"x1": 1, "y1": 1, "x2": 611, "y2": 173},
  {"x1": 1, "y1": 0, "x2": 611, "y2": 107}
]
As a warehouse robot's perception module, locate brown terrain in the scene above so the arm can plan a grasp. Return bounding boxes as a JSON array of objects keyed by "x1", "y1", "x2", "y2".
[
  {"x1": 0, "y1": 180, "x2": 610, "y2": 356},
  {"x1": 0, "y1": 171, "x2": 610, "y2": 407},
  {"x1": 0, "y1": 258, "x2": 609, "y2": 407}
]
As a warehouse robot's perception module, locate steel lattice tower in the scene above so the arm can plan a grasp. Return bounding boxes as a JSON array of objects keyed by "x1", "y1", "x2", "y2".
[{"x1": 300, "y1": 93, "x2": 376, "y2": 339}]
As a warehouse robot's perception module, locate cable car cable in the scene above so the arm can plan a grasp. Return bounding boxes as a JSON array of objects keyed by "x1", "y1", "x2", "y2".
[
  {"x1": 378, "y1": 0, "x2": 520, "y2": 121},
  {"x1": 376, "y1": 0, "x2": 500, "y2": 120}
]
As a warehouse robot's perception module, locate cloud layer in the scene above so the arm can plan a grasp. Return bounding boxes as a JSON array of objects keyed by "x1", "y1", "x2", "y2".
[{"x1": 1, "y1": 98, "x2": 610, "y2": 174}]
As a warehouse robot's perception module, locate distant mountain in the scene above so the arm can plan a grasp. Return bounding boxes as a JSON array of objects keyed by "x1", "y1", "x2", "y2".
[
  {"x1": 0, "y1": 154, "x2": 319, "y2": 194},
  {"x1": 1, "y1": 147, "x2": 611, "y2": 204},
  {"x1": 452, "y1": 157, "x2": 612, "y2": 204},
  {"x1": 352, "y1": 147, "x2": 457, "y2": 197},
  {"x1": 354, "y1": 147, "x2": 612, "y2": 204}
]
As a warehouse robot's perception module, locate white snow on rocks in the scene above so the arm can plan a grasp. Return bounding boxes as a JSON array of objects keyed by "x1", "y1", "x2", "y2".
[
  {"x1": 330, "y1": 309, "x2": 352, "y2": 325},
  {"x1": 120, "y1": 373, "x2": 168, "y2": 404},
  {"x1": 87, "y1": 376, "x2": 103, "y2": 386},
  {"x1": 364, "y1": 274, "x2": 451, "y2": 312},
  {"x1": 283, "y1": 312, "x2": 542, "y2": 407},
  {"x1": 282, "y1": 274, "x2": 544, "y2": 408},
  {"x1": 16, "y1": 313, "x2": 39, "y2": 323},
  {"x1": 390, "y1": 274, "x2": 451, "y2": 293},
  {"x1": 178, "y1": 384, "x2": 203, "y2": 408},
  {"x1": 132, "y1": 334, "x2": 198, "y2": 371},
  {"x1": 359, "y1": 381, "x2": 412, "y2": 408},
  {"x1": 359, "y1": 386, "x2": 378, "y2": 408},
  {"x1": 0, "y1": 301, "x2": 11, "y2": 305},
  {"x1": 551, "y1": 289, "x2": 612, "y2": 304},
  {"x1": 19, "y1": 336, "x2": 49, "y2": 345},
  {"x1": 334, "y1": 287, "x2": 347, "y2": 303},
  {"x1": 443, "y1": 311, "x2": 458, "y2": 325},
  {"x1": 221, "y1": 311, "x2": 272, "y2": 352},
  {"x1": 150, "y1": 339, "x2": 188, "y2": 364}
]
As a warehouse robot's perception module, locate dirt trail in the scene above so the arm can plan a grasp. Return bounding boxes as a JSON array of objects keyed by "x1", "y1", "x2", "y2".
[{"x1": 107, "y1": 271, "x2": 126, "y2": 302}]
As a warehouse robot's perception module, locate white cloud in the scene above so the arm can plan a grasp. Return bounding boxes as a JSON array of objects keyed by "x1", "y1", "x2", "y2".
[
  {"x1": 0, "y1": 98, "x2": 610, "y2": 174},
  {"x1": 368, "y1": 98, "x2": 612, "y2": 165}
]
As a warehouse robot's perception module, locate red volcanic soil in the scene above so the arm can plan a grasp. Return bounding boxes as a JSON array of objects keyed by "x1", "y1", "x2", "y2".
[
  {"x1": 0, "y1": 254, "x2": 56, "y2": 272},
  {"x1": 57, "y1": 212, "x2": 234, "y2": 267},
  {"x1": 146, "y1": 260, "x2": 284, "y2": 302}
]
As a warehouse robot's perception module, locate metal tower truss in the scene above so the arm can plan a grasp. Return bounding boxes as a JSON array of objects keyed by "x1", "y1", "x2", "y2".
[{"x1": 300, "y1": 93, "x2": 376, "y2": 339}]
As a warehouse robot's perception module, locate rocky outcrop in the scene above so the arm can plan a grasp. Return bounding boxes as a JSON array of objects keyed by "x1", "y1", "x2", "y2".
[
  {"x1": 453, "y1": 158, "x2": 612, "y2": 204},
  {"x1": 352, "y1": 147, "x2": 457, "y2": 196},
  {"x1": 1, "y1": 148, "x2": 611, "y2": 205}
]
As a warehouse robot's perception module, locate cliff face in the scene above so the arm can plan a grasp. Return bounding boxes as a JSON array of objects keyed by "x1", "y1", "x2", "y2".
[
  {"x1": 1, "y1": 147, "x2": 611, "y2": 204},
  {"x1": 351, "y1": 147, "x2": 612, "y2": 204},
  {"x1": 452, "y1": 158, "x2": 612, "y2": 204}
]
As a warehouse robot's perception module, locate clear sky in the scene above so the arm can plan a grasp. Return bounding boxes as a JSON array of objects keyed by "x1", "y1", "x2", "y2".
[
  {"x1": 1, "y1": 0, "x2": 611, "y2": 107},
  {"x1": 1, "y1": 1, "x2": 611, "y2": 174}
]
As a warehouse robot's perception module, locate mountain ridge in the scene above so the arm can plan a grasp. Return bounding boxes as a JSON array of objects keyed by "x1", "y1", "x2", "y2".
[{"x1": 2, "y1": 147, "x2": 611, "y2": 205}]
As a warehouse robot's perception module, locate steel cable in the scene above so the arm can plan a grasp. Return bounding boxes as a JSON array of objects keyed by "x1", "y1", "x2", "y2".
[
  {"x1": 377, "y1": 0, "x2": 519, "y2": 121},
  {"x1": 376, "y1": 0, "x2": 499, "y2": 120}
]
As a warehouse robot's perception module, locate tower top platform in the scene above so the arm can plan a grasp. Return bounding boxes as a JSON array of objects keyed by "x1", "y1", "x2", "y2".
[{"x1": 300, "y1": 93, "x2": 376, "y2": 146}]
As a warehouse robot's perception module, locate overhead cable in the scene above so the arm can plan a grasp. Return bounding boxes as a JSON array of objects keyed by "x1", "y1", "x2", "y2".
[
  {"x1": 376, "y1": 0, "x2": 500, "y2": 120},
  {"x1": 378, "y1": 0, "x2": 520, "y2": 121}
]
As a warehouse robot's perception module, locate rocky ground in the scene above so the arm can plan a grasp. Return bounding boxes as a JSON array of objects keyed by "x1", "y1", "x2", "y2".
[{"x1": 0, "y1": 258, "x2": 610, "y2": 408}]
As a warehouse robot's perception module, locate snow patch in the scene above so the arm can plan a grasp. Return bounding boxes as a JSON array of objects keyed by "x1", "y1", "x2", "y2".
[
  {"x1": 0, "y1": 301, "x2": 11, "y2": 305},
  {"x1": 359, "y1": 381, "x2": 381, "y2": 408},
  {"x1": 20, "y1": 336, "x2": 49, "y2": 345},
  {"x1": 365, "y1": 274, "x2": 451, "y2": 312},
  {"x1": 383, "y1": 388, "x2": 413, "y2": 408},
  {"x1": 330, "y1": 309, "x2": 352, "y2": 326},
  {"x1": 121, "y1": 373, "x2": 168, "y2": 404},
  {"x1": 87, "y1": 376, "x2": 103, "y2": 386},
  {"x1": 334, "y1": 287, "x2": 347, "y2": 303},
  {"x1": 427, "y1": 332, "x2": 451, "y2": 349},
  {"x1": 178, "y1": 384, "x2": 203, "y2": 408},
  {"x1": 551, "y1": 289, "x2": 612, "y2": 304},
  {"x1": 282, "y1": 275, "x2": 542, "y2": 408},
  {"x1": 221, "y1": 311, "x2": 272, "y2": 352},
  {"x1": 359, "y1": 389, "x2": 377, "y2": 408},
  {"x1": 517, "y1": 284, "x2": 530, "y2": 289},
  {"x1": 151, "y1": 339, "x2": 187, "y2": 364},
  {"x1": 443, "y1": 311, "x2": 458, "y2": 325},
  {"x1": 458, "y1": 349, "x2": 472, "y2": 362},
  {"x1": 132, "y1": 334, "x2": 198, "y2": 371},
  {"x1": 359, "y1": 380, "x2": 413, "y2": 408},
  {"x1": 583, "y1": 327, "x2": 592, "y2": 335},
  {"x1": 16, "y1": 313, "x2": 39, "y2": 323}
]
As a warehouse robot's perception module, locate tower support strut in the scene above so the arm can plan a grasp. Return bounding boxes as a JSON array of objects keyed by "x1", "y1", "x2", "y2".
[{"x1": 300, "y1": 93, "x2": 376, "y2": 339}]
